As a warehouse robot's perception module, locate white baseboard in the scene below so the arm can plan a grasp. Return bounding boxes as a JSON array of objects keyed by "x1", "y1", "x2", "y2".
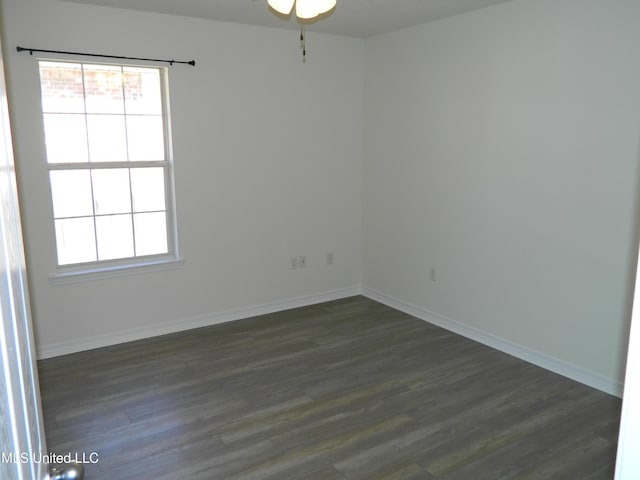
[
  {"x1": 362, "y1": 286, "x2": 623, "y2": 398},
  {"x1": 38, "y1": 283, "x2": 623, "y2": 398},
  {"x1": 36, "y1": 285, "x2": 363, "y2": 360}
]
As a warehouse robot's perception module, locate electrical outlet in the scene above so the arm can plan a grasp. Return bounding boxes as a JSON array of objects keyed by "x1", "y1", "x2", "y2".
[
  {"x1": 298, "y1": 256, "x2": 307, "y2": 268},
  {"x1": 327, "y1": 252, "x2": 335, "y2": 265},
  {"x1": 290, "y1": 257, "x2": 298, "y2": 270},
  {"x1": 430, "y1": 268, "x2": 437, "y2": 282}
]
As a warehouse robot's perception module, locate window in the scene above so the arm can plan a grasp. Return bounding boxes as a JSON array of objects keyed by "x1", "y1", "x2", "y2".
[{"x1": 38, "y1": 60, "x2": 178, "y2": 271}]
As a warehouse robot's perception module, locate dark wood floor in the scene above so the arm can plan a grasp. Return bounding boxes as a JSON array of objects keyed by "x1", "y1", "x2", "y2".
[{"x1": 38, "y1": 296, "x2": 621, "y2": 479}]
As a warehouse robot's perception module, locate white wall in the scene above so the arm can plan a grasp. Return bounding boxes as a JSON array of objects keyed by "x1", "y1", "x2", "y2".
[
  {"x1": 1, "y1": 0, "x2": 364, "y2": 357},
  {"x1": 363, "y1": 0, "x2": 640, "y2": 394}
]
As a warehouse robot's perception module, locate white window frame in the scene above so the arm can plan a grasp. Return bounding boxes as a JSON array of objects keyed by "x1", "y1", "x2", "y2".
[{"x1": 37, "y1": 59, "x2": 181, "y2": 280}]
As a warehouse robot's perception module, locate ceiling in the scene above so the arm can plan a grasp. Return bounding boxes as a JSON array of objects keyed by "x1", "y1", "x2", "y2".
[{"x1": 59, "y1": 0, "x2": 514, "y2": 38}]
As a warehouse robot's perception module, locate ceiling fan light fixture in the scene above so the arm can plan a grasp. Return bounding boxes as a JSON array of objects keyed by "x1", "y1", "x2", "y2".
[
  {"x1": 268, "y1": 0, "x2": 295, "y2": 15},
  {"x1": 267, "y1": 0, "x2": 336, "y2": 61}
]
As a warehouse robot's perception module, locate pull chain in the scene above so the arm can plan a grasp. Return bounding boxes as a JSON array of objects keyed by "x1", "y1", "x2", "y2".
[{"x1": 300, "y1": 24, "x2": 306, "y2": 62}]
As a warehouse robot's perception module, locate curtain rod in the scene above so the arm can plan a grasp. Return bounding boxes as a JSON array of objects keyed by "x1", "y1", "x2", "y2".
[{"x1": 16, "y1": 46, "x2": 196, "y2": 66}]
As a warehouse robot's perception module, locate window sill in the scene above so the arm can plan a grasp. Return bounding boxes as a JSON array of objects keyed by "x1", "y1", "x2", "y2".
[{"x1": 49, "y1": 257, "x2": 184, "y2": 285}]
